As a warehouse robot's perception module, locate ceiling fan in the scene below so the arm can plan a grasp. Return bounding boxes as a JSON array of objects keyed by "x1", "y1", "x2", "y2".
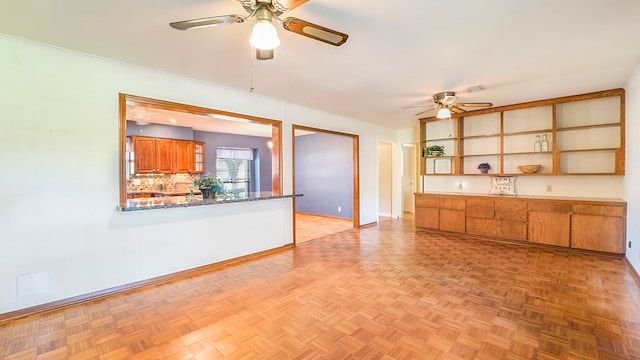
[
  {"x1": 169, "y1": 0, "x2": 349, "y2": 60},
  {"x1": 414, "y1": 91, "x2": 493, "y2": 118}
]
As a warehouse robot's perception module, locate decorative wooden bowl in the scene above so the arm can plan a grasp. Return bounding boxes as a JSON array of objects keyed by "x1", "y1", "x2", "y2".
[{"x1": 518, "y1": 164, "x2": 541, "y2": 174}]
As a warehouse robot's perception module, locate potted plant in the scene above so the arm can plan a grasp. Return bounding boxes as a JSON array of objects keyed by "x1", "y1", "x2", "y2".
[
  {"x1": 478, "y1": 163, "x2": 491, "y2": 174},
  {"x1": 191, "y1": 173, "x2": 223, "y2": 199},
  {"x1": 424, "y1": 145, "x2": 445, "y2": 157}
]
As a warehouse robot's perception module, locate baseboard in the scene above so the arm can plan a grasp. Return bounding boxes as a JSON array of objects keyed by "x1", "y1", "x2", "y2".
[
  {"x1": 624, "y1": 256, "x2": 640, "y2": 286},
  {"x1": 295, "y1": 211, "x2": 352, "y2": 221},
  {"x1": 0, "y1": 243, "x2": 294, "y2": 323}
]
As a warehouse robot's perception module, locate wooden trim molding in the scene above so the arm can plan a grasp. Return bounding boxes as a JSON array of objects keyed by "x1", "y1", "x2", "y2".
[{"x1": 0, "y1": 244, "x2": 294, "y2": 323}]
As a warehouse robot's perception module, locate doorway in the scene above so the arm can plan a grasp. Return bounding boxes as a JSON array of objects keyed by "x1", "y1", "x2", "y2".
[{"x1": 292, "y1": 125, "x2": 360, "y2": 244}]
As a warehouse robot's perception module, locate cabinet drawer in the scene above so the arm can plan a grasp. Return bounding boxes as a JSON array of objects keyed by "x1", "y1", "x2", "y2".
[
  {"x1": 467, "y1": 218, "x2": 527, "y2": 241},
  {"x1": 572, "y1": 204, "x2": 625, "y2": 217},
  {"x1": 495, "y1": 209, "x2": 527, "y2": 222},
  {"x1": 467, "y1": 207, "x2": 494, "y2": 219},
  {"x1": 467, "y1": 198, "x2": 493, "y2": 208},
  {"x1": 416, "y1": 195, "x2": 439, "y2": 208},
  {"x1": 440, "y1": 197, "x2": 465, "y2": 210},
  {"x1": 495, "y1": 199, "x2": 527, "y2": 211},
  {"x1": 528, "y1": 201, "x2": 571, "y2": 213}
]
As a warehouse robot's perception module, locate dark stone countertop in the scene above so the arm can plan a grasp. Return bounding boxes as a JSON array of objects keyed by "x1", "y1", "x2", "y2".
[{"x1": 120, "y1": 192, "x2": 303, "y2": 212}]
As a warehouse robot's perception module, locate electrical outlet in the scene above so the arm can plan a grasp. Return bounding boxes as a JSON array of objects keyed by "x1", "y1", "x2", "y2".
[
  {"x1": 133, "y1": 179, "x2": 141, "y2": 185},
  {"x1": 149, "y1": 178, "x2": 154, "y2": 185},
  {"x1": 456, "y1": 180, "x2": 462, "y2": 189},
  {"x1": 629, "y1": 241, "x2": 632, "y2": 248},
  {"x1": 337, "y1": 206, "x2": 342, "y2": 212},
  {"x1": 546, "y1": 185, "x2": 552, "y2": 192}
]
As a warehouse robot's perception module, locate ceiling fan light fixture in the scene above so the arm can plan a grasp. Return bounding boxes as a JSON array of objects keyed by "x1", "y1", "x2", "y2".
[
  {"x1": 437, "y1": 107, "x2": 451, "y2": 119},
  {"x1": 249, "y1": 7, "x2": 280, "y2": 50}
]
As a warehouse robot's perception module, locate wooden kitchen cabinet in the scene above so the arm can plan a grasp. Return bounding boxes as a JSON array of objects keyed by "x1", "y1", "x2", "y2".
[
  {"x1": 174, "y1": 140, "x2": 194, "y2": 173},
  {"x1": 131, "y1": 136, "x2": 174, "y2": 174},
  {"x1": 131, "y1": 136, "x2": 204, "y2": 174},
  {"x1": 415, "y1": 193, "x2": 626, "y2": 255}
]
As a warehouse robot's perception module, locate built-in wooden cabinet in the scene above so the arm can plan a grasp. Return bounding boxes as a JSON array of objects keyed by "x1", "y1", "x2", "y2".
[
  {"x1": 131, "y1": 136, "x2": 204, "y2": 174},
  {"x1": 415, "y1": 193, "x2": 626, "y2": 255},
  {"x1": 466, "y1": 197, "x2": 527, "y2": 241},
  {"x1": 415, "y1": 194, "x2": 466, "y2": 233},
  {"x1": 420, "y1": 89, "x2": 625, "y2": 176},
  {"x1": 131, "y1": 136, "x2": 174, "y2": 174}
]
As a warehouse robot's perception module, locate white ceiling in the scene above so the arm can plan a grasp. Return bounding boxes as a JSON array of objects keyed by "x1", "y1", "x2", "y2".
[{"x1": 2, "y1": 0, "x2": 640, "y2": 129}]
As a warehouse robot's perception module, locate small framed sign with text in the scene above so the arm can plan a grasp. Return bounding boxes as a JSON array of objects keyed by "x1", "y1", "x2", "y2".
[{"x1": 490, "y1": 176, "x2": 516, "y2": 196}]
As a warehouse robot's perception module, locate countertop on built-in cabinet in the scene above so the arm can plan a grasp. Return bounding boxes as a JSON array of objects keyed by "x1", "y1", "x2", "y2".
[{"x1": 120, "y1": 192, "x2": 303, "y2": 211}]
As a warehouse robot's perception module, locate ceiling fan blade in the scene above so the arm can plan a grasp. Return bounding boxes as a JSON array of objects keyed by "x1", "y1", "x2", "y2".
[
  {"x1": 277, "y1": 0, "x2": 310, "y2": 10},
  {"x1": 170, "y1": 15, "x2": 245, "y2": 30},
  {"x1": 457, "y1": 102, "x2": 493, "y2": 107},
  {"x1": 282, "y1": 17, "x2": 348, "y2": 46},
  {"x1": 256, "y1": 48, "x2": 274, "y2": 60},
  {"x1": 450, "y1": 106, "x2": 466, "y2": 114}
]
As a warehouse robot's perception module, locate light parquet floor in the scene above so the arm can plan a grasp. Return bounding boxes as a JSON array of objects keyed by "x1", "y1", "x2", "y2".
[
  {"x1": 3, "y1": 216, "x2": 640, "y2": 359},
  {"x1": 295, "y1": 212, "x2": 354, "y2": 244}
]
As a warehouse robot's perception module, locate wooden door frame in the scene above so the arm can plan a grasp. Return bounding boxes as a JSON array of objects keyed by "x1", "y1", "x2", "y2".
[{"x1": 292, "y1": 125, "x2": 360, "y2": 244}]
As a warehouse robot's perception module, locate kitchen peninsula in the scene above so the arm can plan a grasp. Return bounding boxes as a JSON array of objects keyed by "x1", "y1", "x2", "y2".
[{"x1": 121, "y1": 192, "x2": 302, "y2": 211}]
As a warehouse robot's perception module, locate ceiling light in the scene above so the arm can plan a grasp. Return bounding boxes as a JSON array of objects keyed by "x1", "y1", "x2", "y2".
[
  {"x1": 249, "y1": 7, "x2": 280, "y2": 50},
  {"x1": 437, "y1": 107, "x2": 451, "y2": 119},
  {"x1": 168, "y1": 119, "x2": 177, "y2": 124}
]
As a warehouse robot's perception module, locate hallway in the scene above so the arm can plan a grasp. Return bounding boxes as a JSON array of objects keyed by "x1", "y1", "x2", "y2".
[{"x1": 2, "y1": 216, "x2": 640, "y2": 359}]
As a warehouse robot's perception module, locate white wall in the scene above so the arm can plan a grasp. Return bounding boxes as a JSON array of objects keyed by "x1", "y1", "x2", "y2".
[
  {"x1": 423, "y1": 175, "x2": 624, "y2": 199},
  {"x1": 624, "y1": 66, "x2": 640, "y2": 271},
  {"x1": 0, "y1": 34, "x2": 404, "y2": 313}
]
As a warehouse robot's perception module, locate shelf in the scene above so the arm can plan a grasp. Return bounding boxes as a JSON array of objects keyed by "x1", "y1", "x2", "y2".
[
  {"x1": 558, "y1": 148, "x2": 618, "y2": 153},
  {"x1": 504, "y1": 151, "x2": 552, "y2": 155},
  {"x1": 503, "y1": 129, "x2": 553, "y2": 136},
  {"x1": 460, "y1": 153, "x2": 501, "y2": 158},
  {"x1": 460, "y1": 134, "x2": 500, "y2": 139},
  {"x1": 419, "y1": 89, "x2": 624, "y2": 176},
  {"x1": 424, "y1": 136, "x2": 457, "y2": 142},
  {"x1": 556, "y1": 122, "x2": 620, "y2": 131}
]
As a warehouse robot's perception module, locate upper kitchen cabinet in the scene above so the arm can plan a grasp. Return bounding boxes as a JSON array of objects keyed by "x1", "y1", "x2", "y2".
[
  {"x1": 131, "y1": 136, "x2": 204, "y2": 175},
  {"x1": 174, "y1": 140, "x2": 197, "y2": 174},
  {"x1": 419, "y1": 89, "x2": 625, "y2": 176},
  {"x1": 131, "y1": 136, "x2": 174, "y2": 174}
]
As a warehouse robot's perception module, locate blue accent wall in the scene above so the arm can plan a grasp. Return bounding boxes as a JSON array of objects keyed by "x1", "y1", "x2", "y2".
[
  {"x1": 126, "y1": 121, "x2": 193, "y2": 140},
  {"x1": 295, "y1": 132, "x2": 353, "y2": 218},
  {"x1": 193, "y1": 131, "x2": 272, "y2": 192}
]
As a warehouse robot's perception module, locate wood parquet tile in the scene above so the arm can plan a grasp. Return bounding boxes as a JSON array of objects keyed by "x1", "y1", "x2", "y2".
[{"x1": 3, "y1": 216, "x2": 640, "y2": 359}]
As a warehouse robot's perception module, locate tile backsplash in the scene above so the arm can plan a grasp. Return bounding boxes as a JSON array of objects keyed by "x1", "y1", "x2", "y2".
[{"x1": 127, "y1": 173, "x2": 197, "y2": 193}]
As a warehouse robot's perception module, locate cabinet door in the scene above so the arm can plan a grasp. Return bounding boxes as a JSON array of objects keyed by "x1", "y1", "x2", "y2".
[
  {"x1": 132, "y1": 137, "x2": 156, "y2": 174},
  {"x1": 571, "y1": 214, "x2": 625, "y2": 254},
  {"x1": 439, "y1": 209, "x2": 465, "y2": 233},
  {"x1": 194, "y1": 141, "x2": 205, "y2": 174},
  {"x1": 155, "y1": 138, "x2": 174, "y2": 173},
  {"x1": 174, "y1": 140, "x2": 194, "y2": 173},
  {"x1": 528, "y1": 211, "x2": 570, "y2": 247},
  {"x1": 415, "y1": 207, "x2": 439, "y2": 230}
]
